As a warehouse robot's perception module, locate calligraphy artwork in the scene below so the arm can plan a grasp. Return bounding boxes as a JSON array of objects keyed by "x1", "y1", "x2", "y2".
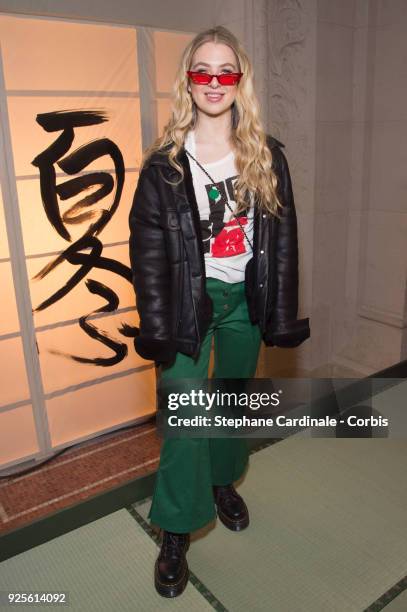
[{"x1": 31, "y1": 110, "x2": 138, "y2": 366}]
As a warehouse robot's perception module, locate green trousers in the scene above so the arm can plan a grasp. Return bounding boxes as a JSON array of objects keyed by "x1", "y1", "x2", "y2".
[{"x1": 148, "y1": 276, "x2": 262, "y2": 533}]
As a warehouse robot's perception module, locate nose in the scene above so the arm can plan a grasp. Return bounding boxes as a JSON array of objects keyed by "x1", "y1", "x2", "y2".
[{"x1": 210, "y1": 76, "x2": 220, "y2": 88}]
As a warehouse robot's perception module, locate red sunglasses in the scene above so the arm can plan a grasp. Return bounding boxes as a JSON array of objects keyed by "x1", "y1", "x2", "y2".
[{"x1": 186, "y1": 70, "x2": 243, "y2": 86}]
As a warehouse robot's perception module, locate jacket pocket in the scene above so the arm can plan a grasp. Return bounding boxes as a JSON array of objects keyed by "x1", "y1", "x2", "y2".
[{"x1": 163, "y1": 210, "x2": 181, "y2": 231}]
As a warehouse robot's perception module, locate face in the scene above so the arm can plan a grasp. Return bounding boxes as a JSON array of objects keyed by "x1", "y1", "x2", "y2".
[{"x1": 188, "y1": 41, "x2": 240, "y2": 118}]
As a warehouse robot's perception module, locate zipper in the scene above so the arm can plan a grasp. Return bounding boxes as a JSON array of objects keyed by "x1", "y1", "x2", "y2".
[
  {"x1": 176, "y1": 233, "x2": 185, "y2": 336},
  {"x1": 191, "y1": 287, "x2": 200, "y2": 359}
]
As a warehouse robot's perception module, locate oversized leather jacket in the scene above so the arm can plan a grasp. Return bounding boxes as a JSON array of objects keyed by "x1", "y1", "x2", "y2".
[{"x1": 129, "y1": 134, "x2": 310, "y2": 365}]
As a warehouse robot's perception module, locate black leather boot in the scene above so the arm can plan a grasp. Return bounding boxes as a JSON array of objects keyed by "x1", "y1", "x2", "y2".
[
  {"x1": 213, "y1": 484, "x2": 249, "y2": 531},
  {"x1": 154, "y1": 530, "x2": 190, "y2": 597}
]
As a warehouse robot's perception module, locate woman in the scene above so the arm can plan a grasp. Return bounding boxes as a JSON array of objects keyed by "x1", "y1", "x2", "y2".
[{"x1": 129, "y1": 25, "x2": 310, "y2": 598}]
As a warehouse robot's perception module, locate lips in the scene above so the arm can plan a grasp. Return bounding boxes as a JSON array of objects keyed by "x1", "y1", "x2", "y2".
[{"x1": 205, "y1": 93, "x2": 224, "y2": 102}]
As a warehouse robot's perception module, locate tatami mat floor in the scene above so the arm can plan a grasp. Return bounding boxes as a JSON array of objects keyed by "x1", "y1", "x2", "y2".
[
  {"x1": 134, "y1": 438, "x2": 407, "y2": 611},
  {"x1": 0, "y1": 508, "x2": 214, "y2": 611},
  {"x1": 1, "y1": 436, "x2": 406, "y2": 611}
]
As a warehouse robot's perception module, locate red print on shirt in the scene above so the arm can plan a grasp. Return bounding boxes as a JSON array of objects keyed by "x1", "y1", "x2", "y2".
[{"x1": 211, "y1": 217, "x2": 248, "y2": 257}]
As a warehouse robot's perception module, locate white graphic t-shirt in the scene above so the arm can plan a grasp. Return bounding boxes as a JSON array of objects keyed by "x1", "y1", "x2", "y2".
[{"x1": 184, "y1": 129, "x2": 254, "y2": 283}]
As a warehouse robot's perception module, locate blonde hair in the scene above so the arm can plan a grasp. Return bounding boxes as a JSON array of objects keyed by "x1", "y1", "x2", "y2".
[{"x1": 141, "y1": 25, "x2": 283, "y2": 218}]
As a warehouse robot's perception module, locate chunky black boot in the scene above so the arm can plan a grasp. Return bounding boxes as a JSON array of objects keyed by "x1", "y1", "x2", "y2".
[
  {"x1": 154, "y1": 530, "x2": 190, "y2": 597},
  {"x1": 213, "y1": 484, "x2": 249, "y2": 531}
]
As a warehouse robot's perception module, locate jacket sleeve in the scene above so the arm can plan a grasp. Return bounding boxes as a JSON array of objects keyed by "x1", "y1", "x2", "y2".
[
  {"x1": 129, "y1": 164, "x2": 177, "y2": 364},
  {"x1": 264, "y1": 146, "x2": 310, "y2": 348}
]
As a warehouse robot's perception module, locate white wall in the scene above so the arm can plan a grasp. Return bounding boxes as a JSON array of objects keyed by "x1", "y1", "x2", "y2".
[{"x1": 314, "y1": 0, "x2": 407, "y2": 375}]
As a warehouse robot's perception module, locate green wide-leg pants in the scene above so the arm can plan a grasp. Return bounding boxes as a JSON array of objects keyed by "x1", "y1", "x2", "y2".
[{"x1": 147, "y1": 276, "x2": 262, "y2": 533}]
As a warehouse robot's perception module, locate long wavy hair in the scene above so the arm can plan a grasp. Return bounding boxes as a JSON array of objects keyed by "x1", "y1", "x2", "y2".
[{"x1": 140, "y1": 25, "x2": 283, "y2": 218}]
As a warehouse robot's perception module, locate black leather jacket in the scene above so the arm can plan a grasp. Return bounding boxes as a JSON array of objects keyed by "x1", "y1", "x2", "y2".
[{"x1": 129, "y1": 134, "x2": 310, "y2": 365}]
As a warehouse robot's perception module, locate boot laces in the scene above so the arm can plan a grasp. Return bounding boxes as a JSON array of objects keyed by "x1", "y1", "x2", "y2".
[
  {"x1": 215, "y1": 486, "x2": 241, "y2": 507},
  {"x1": 161, "y1": 531, "x2": 187, "y2": 557}
]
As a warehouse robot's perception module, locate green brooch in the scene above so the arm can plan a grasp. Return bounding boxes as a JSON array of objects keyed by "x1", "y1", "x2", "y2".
[{"x1": 209, "y1": 186, "x2": 220, "y2": 201}]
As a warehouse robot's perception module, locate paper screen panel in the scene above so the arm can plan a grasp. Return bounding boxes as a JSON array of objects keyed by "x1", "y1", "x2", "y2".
[
  {"x1": 0, "y1": 404, "x2": 39, "y2": 466},
  {"x1": 0, "y1": 16, "x2": 139, "y2": 92},
  {"x1": 0, "y1": 262, "x2": 20, "y2": 336},
  {"x1": 0, "y1": 14, "x2": 168, "y2": 458},
  {"x1": 36, "y1": 310, "x2": 142, "y2": 395},
  {"x1": 16, "y1": 173, "x2": 138, "y2": 258},
  {"x1": 0, "y1": 337, "x2": 30, "y2": 407},
  {"x1": 0, "y1": 149, "x2": 30, "y2": 412},
  {"x1": 47, "y1": 369, "x2": 156, "y2": 447},
  {"x1": 7, "y1": 96, "x2": 142, "y2": 179},
  {"x1": 157, "y1": 98, "x2": 173, "y2": 137},
  {"x1": 0, "y1": 186, "x2": 10, "y2": 259},
  {"x1": 0, "y1": 183, "x2": 20, "y2": 337},
  {"x1": 27, "y1": 243, "x2": 136, "y2": 329},
  {"x1": 154, "y1": 31, "x2": 194, "y2": 92}
]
